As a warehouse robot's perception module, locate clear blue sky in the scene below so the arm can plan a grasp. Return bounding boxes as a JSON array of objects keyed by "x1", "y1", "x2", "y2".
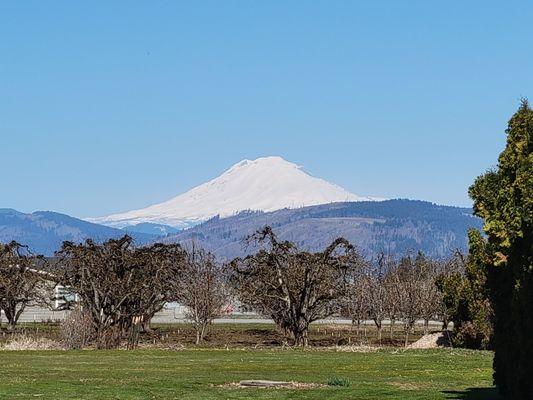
[{"x1": 1, "y1": 1, "x2": 532, "y2": 218}]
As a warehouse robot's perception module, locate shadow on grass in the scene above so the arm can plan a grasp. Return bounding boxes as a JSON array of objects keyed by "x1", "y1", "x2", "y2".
[{"x1": 443, "y1": 388, "x2": 502, "y2": 400}]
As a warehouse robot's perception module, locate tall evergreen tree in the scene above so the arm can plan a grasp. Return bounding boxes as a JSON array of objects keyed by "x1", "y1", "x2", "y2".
[
  {"x1": 469, "y1": 99, "x2": 533, "y2": 399},
  {"x1": 436, "y1": 230, "x2": 492, "y2": 349}
]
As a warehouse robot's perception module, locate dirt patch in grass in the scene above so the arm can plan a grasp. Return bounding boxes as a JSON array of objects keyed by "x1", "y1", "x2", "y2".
[
  {"x1": 408, "y1": 332, "x2": 452, "y2": 349},
  {"x1": 216, "y1": 381, "x2": 327, "y2": 389}
]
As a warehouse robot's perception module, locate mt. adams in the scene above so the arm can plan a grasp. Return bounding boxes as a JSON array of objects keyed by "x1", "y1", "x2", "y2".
[{"x1": 89, "y1": 156, "x2": 375, "y2": 229}]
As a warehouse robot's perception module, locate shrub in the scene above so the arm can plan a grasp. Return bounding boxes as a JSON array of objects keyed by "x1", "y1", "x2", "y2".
[
  {"x1": 436, "y1": 231, "x2": 493, "y2": 350},
  {"x1": 60, "y1": 307, "x2": 96, "y2": 349}
]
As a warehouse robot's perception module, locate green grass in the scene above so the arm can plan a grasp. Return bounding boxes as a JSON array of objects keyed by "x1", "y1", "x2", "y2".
[
  {"x1": 0, "y1": 348, "x2": 500, "y2": 399},
  {"x1": 327, "y1": 376, "x2": 351, "y2": 387}
]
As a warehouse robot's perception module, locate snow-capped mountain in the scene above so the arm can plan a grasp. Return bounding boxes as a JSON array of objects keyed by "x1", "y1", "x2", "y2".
[{"x1": 88, "y1": 156, "x2": 375, "y2": 228}]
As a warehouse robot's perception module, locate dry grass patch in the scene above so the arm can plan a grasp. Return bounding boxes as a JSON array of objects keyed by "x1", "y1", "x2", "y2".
[
  {"x1": 1, "y1": 335, "x2": 63, "y2": 351},
  {"x1": 332, "y1": 344, "x2": 379, "y2": 352}
]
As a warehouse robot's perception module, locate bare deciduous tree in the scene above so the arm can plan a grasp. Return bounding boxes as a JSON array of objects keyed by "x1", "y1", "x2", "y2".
[
  {"x1": 342, "y1": 265, "x2": 370, "y2": 336},
  {"x1": 390, "y1": 252, "x2": 427, "y2": 346},
  {"x1": 0, "y1": 242, "x2": 44, "y2": 330},
  {"x1": 229, "y1": 226, "x2": 359, "y2": 347},
  {"x1": 366, "y1": 254, "x2": 390, "y2": 342},
  {"x1": 53, "y1": 236, "x2": 187, "y2": 348},
  {"x1": 173, "y1": 246, "x2": 228, "y2": 344},
  {"x1": 416, "y1": 256, "x2": 444, "y2": 334},
  {"x1": 384, "y1": 267, "x2": 399, "y2": 340}
]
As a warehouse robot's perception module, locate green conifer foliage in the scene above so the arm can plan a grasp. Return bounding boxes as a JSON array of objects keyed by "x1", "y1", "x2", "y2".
[
  {"x1": 436, "y1": 230, "x2": 492, "y2": 349},
  {"x1": 469, "y1": 99, "x2": 533, "y2": 399}
]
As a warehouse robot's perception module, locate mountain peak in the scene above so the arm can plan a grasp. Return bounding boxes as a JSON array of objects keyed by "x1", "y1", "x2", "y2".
[
  {"x1": 228, "y1": 156, "x2": 299, "y2": 172},
  {"x1": 88, "y1": 156, "x2": 375, "y2": 228}
]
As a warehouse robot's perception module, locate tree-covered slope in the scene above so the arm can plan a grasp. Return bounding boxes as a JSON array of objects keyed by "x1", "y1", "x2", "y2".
[
  {"x1": 163, "y1": 199, "x2": 482, "y2": 260},
  {"x1": 0, "y1": 209, "x2": 156, "y2": 255}
]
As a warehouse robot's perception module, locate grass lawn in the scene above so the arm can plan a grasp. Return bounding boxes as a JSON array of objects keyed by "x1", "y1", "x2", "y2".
[{"x1": 0, "y1": 348, "x2": 500, "y2": 400}]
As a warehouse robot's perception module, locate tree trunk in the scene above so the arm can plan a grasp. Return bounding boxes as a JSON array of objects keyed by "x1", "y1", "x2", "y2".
[
  {"x1": 127, "y1": 318, "x2": 142, "y2": 350},
  {"x1": 293, "y1": 326, "x2": 309, "y2": 347},
  {"x1": 141, "y1": 318, "x2": 153, "y2": 333},
  {"x1": 375, "y1": 321, "x2": 382, "y2": 344},
  {"x1": 195, "y1": 321, "x2": 209, "y2": 345},
  {"x1": 423, "y1": 319, "x2": 430, "y2": 335},
  {"x1": 390, "y1": 317, "x2": 396, "y2": 340},
  {"x1": 3, "y1": 304, "x2": 19, "y2": 331},
  {"x1": 195, "y1": 329, "x2": 201, "y2": 345},
  {"x1": 404, "y1": 325, "x2": 410, "y2": 347}
]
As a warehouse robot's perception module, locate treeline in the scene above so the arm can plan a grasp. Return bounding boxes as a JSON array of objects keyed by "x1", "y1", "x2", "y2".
[{"x1": 0, "y1": 227, "x2": 490, "y2": 349}]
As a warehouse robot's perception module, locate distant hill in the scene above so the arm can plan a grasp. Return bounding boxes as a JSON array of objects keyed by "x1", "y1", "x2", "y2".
[
  {"x1": 0, "y1": 200, "x2": 483, "y2": 259},
  {"x1": 0, "y1": 209, "x2": 156, "y2": 256},
  {"x1": 122, "y1": 222, "x2": 180, "y2": 236},
  {"x1": 161, "y1": 200, "x2": 482, "y2": 260}
]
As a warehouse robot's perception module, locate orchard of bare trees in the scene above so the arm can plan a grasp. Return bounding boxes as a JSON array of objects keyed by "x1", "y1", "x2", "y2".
[
  {"x1": 342, "y1": 251, "x2": 453, "y2": 346},
  {"x1": 0, "y1": 226, "x2": 488, "y2": 349}
]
